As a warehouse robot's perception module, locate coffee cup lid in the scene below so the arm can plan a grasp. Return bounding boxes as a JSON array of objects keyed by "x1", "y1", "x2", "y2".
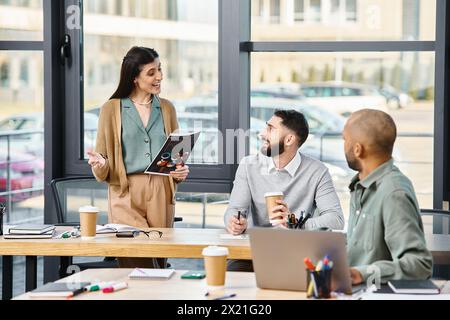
[
  {"x1": 264, "y1": 192, "x2": 284, "y2": 198},
  {"x1": 78, "y1": 205, "x2": 99, "y2": 213},
  {"x1": 202, "y1": 246, "x2": 229, "y2": 256}
]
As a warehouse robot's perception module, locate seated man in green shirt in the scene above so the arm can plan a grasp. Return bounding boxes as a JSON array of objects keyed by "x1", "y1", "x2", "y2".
[{"x1": 343, "y1": 109, "x2": 432, "y2": 285}]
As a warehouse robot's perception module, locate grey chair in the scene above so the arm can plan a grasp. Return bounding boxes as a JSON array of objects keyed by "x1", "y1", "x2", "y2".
[
  {"x1": 420, "y1": 208, "x2": 450, "y2": 218},
  {"x1": 51, "y1": 176, "x2": 183, "y2": 275},
  {"x1": 420, "y1": 209, "x2": 450, "y2": 279},
  {"x1": 420, "y1": 208, "x2": 450, "y2": 234},
  {"x1": 50, "y1": 176, "x2": 118, "y2": 274}
]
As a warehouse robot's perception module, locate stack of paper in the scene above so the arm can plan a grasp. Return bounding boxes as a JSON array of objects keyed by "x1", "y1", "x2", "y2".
[
  {"x1": 3, "y1": 224, "x2": 56, "y2": 239},
  {"x1": 128, "y1": 268, "x2": 175, "y2": 280}
]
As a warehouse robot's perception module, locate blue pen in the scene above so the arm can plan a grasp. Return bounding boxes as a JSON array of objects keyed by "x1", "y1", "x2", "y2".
[{"x1": 213, "y1": 293, "x2": 236, "y2": 300}]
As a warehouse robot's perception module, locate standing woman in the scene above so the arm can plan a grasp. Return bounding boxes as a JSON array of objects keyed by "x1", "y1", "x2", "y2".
[{"x1": 87, "y1": 46, "x2": 189, "y2": 268}]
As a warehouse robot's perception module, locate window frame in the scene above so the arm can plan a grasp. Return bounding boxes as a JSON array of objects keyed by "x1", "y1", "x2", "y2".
[
  {"x1": 60, "y1": 0, "x2": 449, "y2": 226},
  {"x1": 0, "y1": 0, "x2": 447, "y2": 283},
  {"x1": 245, "y1": 0, "x2": 449, "y2": 232},
  {"x1": 62, "y1": 0, "x2": 250, "y2": 193}
]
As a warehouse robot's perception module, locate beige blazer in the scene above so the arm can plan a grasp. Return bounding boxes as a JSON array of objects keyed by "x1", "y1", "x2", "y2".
[{"x1": 91, "y1": 97, "x2": 179, "y2": 201}]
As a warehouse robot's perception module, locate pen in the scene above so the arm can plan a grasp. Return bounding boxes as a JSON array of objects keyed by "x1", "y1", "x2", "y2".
[
  {"x1": 84, "y1": 281, "x2": 115, "y2": 292},
  {"x1": 306, "y1": 282, "x2": 314, "y2": 297},
  {"x1": 213, "y1": 293, "x2": 236, "y2": 300},
  {"x1": 298, "y1": 213, "x2": 312, "y2": 229},
  {"x1": 315, "y1": 261, "x2": 323, "y2": 272},
  {"x1": 304, "y1": 257, "x2": 315, "y2": 271},
  {"x1": 136, "y1": 268, "x2": 148, "y2": 275},
  {"x1": 103, "y1": 282, "x2": 128, "y2": 293},
  {"x1": 297, "y1": 211, "x2": 304, "y2": 229},
  {"x1": 59, "y1": 231, "x2": 71, "y2": 239},
  {"x1": 311, "y1": 275, "x2": 319, "y2": 297},
  {"x1": 237, "y1": 210, "x2": 241, "y2": 225}
]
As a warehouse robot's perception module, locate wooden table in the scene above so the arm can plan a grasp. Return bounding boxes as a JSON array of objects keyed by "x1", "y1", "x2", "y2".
[
  {"x1": 13, "y1": 269, "x2": 308, "y2": 300},
  {"x1": 0, "y1": 228, "x2": 250, "y2": 259},
  {"x1": 2, "y1": 229, "x2": 449, "y2": 300},
  {"x1": 0, "y1": 228, "x2": 250, "y2": 300}
]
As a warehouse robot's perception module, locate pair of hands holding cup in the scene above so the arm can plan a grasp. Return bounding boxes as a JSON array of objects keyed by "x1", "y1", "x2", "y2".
[
  {"x1": 86, "y1": 151, "x2": 190, "y2": 182},
  {"x1": 226, "y1": 200, "x2": 291, "y2": 235}
]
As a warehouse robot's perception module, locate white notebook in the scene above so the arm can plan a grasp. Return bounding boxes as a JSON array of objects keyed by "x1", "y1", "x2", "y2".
[
  {"x1": 219, "y1": 233, "x2": 249, "y2": 240},
  {"x1": 128, "y1": 268, "x2": 175, "y2": 280}
]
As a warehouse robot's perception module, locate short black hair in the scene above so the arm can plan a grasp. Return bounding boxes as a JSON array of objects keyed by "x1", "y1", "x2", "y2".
[{"x1": 273, "y1": 109, "x2": 309, "y2": 147}]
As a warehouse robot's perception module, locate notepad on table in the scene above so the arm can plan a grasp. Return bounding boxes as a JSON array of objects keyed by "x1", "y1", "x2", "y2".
[
  {"x1": 388, "y1": 280, "x2": 440, "y2": 294},
  {"x1": 28, "y1": 282, "x2": 91, "y2": 298},
  {"x1": 128, "y1": 268, "x2": 175, "y2": 280},
  {"x1": 3, "y1": 230, "x2": 56, "y2": 239},
  {"x1": 219, "y1": 234, "x2": 249, "y2": 240},
  {"x1": 7, "y1": 224, "x2": 55, "y2": 235},
  {"x1": 96, "y1": 224, "x2": 140, "y2": 234}
]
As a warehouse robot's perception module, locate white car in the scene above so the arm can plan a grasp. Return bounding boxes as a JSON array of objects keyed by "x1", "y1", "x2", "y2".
[{"x1": 300, "y1": 82, "x2": 388, "y2": 117}]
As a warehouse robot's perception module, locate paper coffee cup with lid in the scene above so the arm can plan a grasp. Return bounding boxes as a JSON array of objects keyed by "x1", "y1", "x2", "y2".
[
  {"x1": 79, "y1": 205, "x2": 99, "y2": 240},
  {"x1": 202, "y1": 246, "x2": 229, "y2": 286},
  {"x1": 264, "y1": 191, "x2": 284, "y2": 220}
]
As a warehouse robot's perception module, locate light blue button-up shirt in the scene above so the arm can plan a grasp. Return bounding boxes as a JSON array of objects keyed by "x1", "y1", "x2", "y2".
[{"x1": 121, "y1": 96, "x2": 166, "y2": 174}]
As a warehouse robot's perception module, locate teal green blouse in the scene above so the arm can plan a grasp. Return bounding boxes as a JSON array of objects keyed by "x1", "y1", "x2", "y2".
[{"x1": 121, "y1": 96, "x2": 166, "y2": 174}]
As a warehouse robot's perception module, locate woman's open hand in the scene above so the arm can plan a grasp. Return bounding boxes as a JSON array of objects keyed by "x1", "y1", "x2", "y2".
[{"x1": 87, "y1": 151, "x2": 106, "y2": 169}]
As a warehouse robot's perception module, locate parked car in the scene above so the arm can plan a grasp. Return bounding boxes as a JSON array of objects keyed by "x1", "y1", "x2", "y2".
[
  {"x1": 0, "y1": 150, "x2": 44, "y2": 203},
  {"x1": 299, "y1": 82, "x2": 388, "y2": 117},
  {"x1": 251, "y1": 83, "x2": 305, "y2": 100},
  {"x1": 378, "y1": 84, "x2": 413, "y2": 109},
  {"x1": 0, "y1": 112, "x2": 99, "y2": 158}
]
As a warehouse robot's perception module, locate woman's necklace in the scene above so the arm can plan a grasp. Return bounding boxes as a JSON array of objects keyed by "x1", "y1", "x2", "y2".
[{"x1": 130, "y1": 96, "x2": 153, "y2": 108}]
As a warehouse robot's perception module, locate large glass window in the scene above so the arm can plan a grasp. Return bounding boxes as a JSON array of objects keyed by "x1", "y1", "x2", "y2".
[
  {"x1": 175, "y1": 192, "x2": 230, "y2": 228},
  {"x1": 0, "y1": 51, "x2": 44, "y2": 224},
  {"x1": 0, "y1": 0, "x2": 43, "y2": 41},
  {"x1": 250, "y1": 51, "x2": 435, "y2": 224},
  {"x1": 252, "y1": 0, "x2": 436, "y2": 41},
  {"x1": 82, "y1": 0, "x2": 219, "y2": 163}
]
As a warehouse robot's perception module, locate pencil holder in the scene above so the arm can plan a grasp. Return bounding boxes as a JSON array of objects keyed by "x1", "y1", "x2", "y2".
[
  {"x1": 306, "y1": 269, "x2": 332, "y2": 299},
  {"x1": 287, "y1": 221, "x2": 297, "y2": 229}
]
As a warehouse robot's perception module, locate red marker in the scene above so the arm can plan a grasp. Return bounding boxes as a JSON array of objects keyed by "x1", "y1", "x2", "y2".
[
  {"x1": 102, "y1": 282, "x2": 128, "y2": 293},
  {"x1": 304, "y1": 257, "x2": 315, "y2": 271}
]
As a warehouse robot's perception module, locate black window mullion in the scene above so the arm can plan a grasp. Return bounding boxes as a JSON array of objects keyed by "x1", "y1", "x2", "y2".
[
  {"x1": 433, "y1": 0, "x2": 449, "y2": 233},
  {"x1": 243, "y1": 41, "x2": 435, "y2": 52},
  {"x1": 63, "y1": 0, "x2": 238, "y2": 191},
  {"x1": 0, "y1": 41, "x2": 44, "y2": 50}
]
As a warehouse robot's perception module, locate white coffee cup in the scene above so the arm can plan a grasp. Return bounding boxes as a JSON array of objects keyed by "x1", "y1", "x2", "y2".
[
  {"x1": 202, "y1": 246, "x2": 229, "y2": 286},
  {"x1": 79, "y1": 205, "x2": 99, "y2": 240}
]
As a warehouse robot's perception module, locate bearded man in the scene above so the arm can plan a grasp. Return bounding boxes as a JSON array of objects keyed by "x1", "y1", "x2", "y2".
[{"x1": 224, "y1": 109, "x2": 344, "y2": 272}]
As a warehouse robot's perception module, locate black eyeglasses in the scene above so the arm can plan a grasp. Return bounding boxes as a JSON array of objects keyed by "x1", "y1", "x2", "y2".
[{"x1": 140, "y1": 230, "x2": 163, "y2": 239}]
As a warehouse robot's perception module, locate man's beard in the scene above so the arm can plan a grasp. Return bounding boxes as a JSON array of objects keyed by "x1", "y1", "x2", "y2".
[
  {"x1": 261, "y1": 139, "x2": 285, "y2": 157},
  {"x1": 345, "y1": 150, "x2": 361, "y2": 171}
]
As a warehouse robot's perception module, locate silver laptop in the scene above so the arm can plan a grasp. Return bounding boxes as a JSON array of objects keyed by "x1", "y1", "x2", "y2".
[{"x1": 248, "y1": 228, "x2": 352, "y2": 294}]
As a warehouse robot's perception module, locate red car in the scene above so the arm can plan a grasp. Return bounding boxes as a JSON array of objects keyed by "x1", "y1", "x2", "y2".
[{"x1": 0, "y1": 150, "x2": 44, "y2": 203}]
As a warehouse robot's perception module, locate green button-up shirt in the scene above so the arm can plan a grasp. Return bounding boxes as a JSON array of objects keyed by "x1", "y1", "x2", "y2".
[
  {"x1": 121, "y1": 96, "x2": 166, "y2": 174},
  {"x1": 347, "y1": 159, "x2": 432, "y2": 283}
]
